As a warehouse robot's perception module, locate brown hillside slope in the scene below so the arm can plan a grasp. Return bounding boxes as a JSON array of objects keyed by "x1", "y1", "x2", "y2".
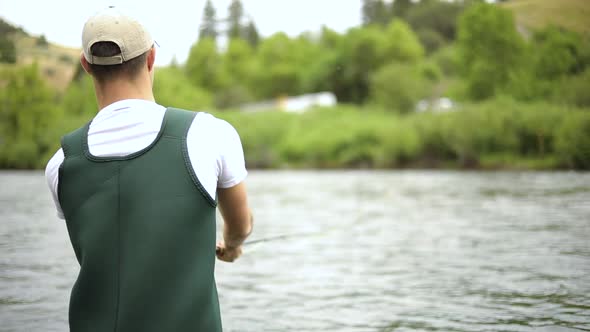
[
  {"x1": 0, "y1": 18, "x2": 80, "y2": 92},
  {"x1": 502, "y1": 0, "x2": 590, "y2": 36}
]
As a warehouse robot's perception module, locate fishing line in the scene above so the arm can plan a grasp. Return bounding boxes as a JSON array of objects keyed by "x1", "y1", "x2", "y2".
[
  {"x1": 241, "y1": 176, "x2": 364, "y2": 250},
  {"x1": 243, "y1": 230, "x2": 319, "y2": 246}
]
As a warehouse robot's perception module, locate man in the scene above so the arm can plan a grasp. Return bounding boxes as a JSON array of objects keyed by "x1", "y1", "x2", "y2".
[{"x1": 44, "y1": 7, "x2": 253, "y2": 332}]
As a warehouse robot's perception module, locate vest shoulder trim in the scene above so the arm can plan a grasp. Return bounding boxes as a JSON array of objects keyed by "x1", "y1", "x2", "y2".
[{"x1": 166, "y1": 108, "x2": 218, "y2": 207}]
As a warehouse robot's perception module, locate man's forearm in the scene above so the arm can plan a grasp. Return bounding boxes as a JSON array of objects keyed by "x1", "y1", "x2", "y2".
[{"x1": 223, "y1": 211, "x2": 253, "y2": 248}]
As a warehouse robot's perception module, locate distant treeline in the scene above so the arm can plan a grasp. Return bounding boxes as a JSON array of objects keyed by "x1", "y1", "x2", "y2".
[
  {"x1": 0, "y1": 1, "x2": 589, "y2": 169},
  {"x1": 175, "y1": 0, "x2": 590, "y2": 110},
  {"x1": 215, "y1": 101, "x2": 590, "y2": 170}
]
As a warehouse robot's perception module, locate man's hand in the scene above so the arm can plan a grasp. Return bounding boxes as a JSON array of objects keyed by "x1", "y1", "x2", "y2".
[
  {"x1": 216, "y1": 241, "x2": 243, "y2": 263},
  {"x1": 217, "y1": 182, "x2": 252, "y2": 263}
]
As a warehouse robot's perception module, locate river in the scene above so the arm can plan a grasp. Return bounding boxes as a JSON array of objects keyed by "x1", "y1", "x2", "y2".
[{"x1": 1, "y1": 170, "x2": 589, "y2": 332}]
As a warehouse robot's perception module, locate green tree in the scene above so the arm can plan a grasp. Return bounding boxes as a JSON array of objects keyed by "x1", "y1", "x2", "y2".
[
  {"x1": 362, "y1": 0, "x2": 377, "y2": 26},
  {"x1": 405, "y1": 0, "x2": 465, "y2": 41},
  {"x1": 254, "y1": 33, "x2": 303, "y2": 97},
  {"x1": 223, "y1": 38, "x2": 256, "y2": 86},
  {"x1": 154, "y1": 67, "x2": 212, "y2": 110},
  {"x1": 58, "y1": 75, "x2": 99, "y2": 138},
  {"x1": 391, "y1": 0, "x2": 412, "y2": 19},
  {"x1": 362, "y1": 0, "x2": 389, "y2": 26},
  {"x1": 61, "y1": 75, "x2": 97, "y2": 118},
  {"x1": 415, "y1": 28, "x2": 446, "y2": 54},
  {"x1": 0, "y1": 18, "x2": 20, "y2": 35},
  {"x1": 36, "y1": 34, "x2": 49, "y2": 47},
  {"x1": 336, "y1": 26, "x2": 388, "y2": 103},
  {"x1": 457, "y1": 2, "x2": 525, "y2": 100},
  {"x1": 532, "y1": 26, "x2": 587, "y2": 79},
  {"x1": 257, "y1": 32, "x2": 298, "y2": 67},
  {"x1": 370, "y1": 63, "x2": 432, "y2": 113},
  {"x1": 553, "y1": 68, "x2": 590, "y2": 107},
  {"x1": 382, "y1": 20, "x2": 425, "y2": 64},
  {"x1": 228, "y1": 0, "x2": 245, "y2": 39},
  {"x1": 0, "y1": 36, "x2": 16, "y2": 63},
  {"x1": 0, "y1": 64, "x2": 61, "y2": 168},
  {"x1": 292, "y1": 34, "x2": 327, "y2": 94},
  {"x1": 374, "y1": 0, "x2": 390, "y2": 26},
  {"x1": 303, "y1": 50, "x2": 341, "y2": 93},
  {"x1": 244, "y1": 21, "x2": 260, "y2": 48},
  {"x1": 555, "y1": 112, "x2": 590, "y2": 169},
  {"x1": 185, "y1": 38, "x2": 225, "y2": 90},
  {"x1": 509, "y1": 26, "x2": 589, "y2": 102},
  {"x1": 320, "y1": 26, "x2": 343, "y2": 49},
  {"x1": 304, "y1": 28, "x2": 345, "y2": 93},
  {"x1": 199, "y1": 0, "x2": 218, "y2": 40}
]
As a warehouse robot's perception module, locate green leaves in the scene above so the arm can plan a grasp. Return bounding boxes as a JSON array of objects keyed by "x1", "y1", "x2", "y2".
[
  {"x1": 0, "y1": 64, "x2": 61, "y2": 168},
  {"x1": 556, "y1": 112, "x2": 590, "y2": 169},
  {"x1": 215, "y1": 101, "x2": 590, "y2": 170},
  {"x1": 186, "y1": 38, "x2": 224, "y2": 91},
  {"x1": 370, "y1": 64, "x2": 430, "y2": 113},
  {"x1": 154, "y1": 67, "x2": 212, "y2": 110},
  {"x1": 458, "y1": 2, "x2": 525, "y2": 100}
]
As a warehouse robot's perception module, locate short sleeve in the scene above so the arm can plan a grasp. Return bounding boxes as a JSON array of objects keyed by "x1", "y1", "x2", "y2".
[
  {"x1": 216, "y1": 119, "x2": 248, "y2": 189},
  {"x1": 45, "y1": 148, "x2": 65, "y2": 219},
  {"x1": 186, "y1": 113, "x2": 247, "y2": 200}
]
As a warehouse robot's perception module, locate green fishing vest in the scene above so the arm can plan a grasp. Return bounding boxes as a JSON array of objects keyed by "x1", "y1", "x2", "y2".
[{"x1": 58, "y1": 108, "x2": 222, "y2": 332}]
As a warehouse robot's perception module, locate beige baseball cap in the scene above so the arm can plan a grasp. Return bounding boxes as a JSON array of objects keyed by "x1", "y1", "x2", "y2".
[{"x1": 82, "y1": 7, "x2": 153, "y2": 65}]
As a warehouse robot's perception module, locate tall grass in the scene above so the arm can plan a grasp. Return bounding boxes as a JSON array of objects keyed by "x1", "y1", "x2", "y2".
[{"x1": 215, "y1": 99, "x2": 590, "y2": 170}]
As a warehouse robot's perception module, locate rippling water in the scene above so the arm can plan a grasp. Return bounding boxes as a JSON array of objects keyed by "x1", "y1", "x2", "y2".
[{"x1": 1, "y1": 170, "x2": 589, "y2": 332}]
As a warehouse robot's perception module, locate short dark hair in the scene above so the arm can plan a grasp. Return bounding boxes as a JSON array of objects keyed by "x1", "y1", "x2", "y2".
[{"x1": 88, "y1": 42, "x2": 149, "y2": 83}]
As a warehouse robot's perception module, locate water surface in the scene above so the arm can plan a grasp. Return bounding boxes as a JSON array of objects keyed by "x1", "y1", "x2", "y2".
[{"x1": 1, "y1": 170, "x2": 589, "y2": 331}]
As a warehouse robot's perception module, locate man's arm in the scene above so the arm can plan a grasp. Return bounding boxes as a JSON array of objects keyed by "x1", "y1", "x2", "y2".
[
  {"x1": 45, "y1": 148, "x2": 66, "y2": 219},
  {"x1": 216, "y1": 182, "x2": 253, "y2": 262}
]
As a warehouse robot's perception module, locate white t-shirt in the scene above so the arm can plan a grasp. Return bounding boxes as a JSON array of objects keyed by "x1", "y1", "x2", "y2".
[{"x1": 45, "y1": 99, "x2": 247, "y2": 219}]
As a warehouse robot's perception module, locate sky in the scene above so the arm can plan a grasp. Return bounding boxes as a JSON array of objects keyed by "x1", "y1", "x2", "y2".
[{"x1": 0, "y1": 0, "x2": 362, "y2": 66}]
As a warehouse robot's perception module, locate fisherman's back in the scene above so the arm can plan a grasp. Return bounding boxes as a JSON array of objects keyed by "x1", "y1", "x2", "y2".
[
  {"x1": 45, "y1": 8, "x2": 253, "y2": 330},
  {"x1": 58, "y1": 108, "x2": 221, "y2": 332}
]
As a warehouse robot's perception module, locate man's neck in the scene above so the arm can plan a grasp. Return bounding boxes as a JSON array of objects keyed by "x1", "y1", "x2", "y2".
[{"x1": 94, "y1": 78, "x2": 155, "y2": 110}]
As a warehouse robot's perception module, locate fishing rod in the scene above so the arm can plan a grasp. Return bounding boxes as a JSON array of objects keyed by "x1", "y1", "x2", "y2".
[
  {"x1": 216, "y1": 230, "x2": 323, "y2": 256},
  {"x1": 243, "y1": 231, "x2": 318, "y2": 246}
]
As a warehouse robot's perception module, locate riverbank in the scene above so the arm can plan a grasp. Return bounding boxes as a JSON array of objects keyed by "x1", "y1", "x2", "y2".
[
  {"x1": 216, "y1": 99, "x2": 590, "y2": 170},
  {"x1": 0, "y1": 98, "x2": 588, "y2": 171}
]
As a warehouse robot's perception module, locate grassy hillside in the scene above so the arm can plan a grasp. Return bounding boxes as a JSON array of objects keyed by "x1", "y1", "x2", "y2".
[
  {"x1": 0, "y1": 18, "x2": 79, "y2": 91},
  {"x1": 502, "y1": 0, "x2": 590, "y2": 36}
]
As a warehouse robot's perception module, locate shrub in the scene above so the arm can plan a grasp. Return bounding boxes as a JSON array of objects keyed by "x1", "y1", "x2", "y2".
[
  {"x1": 0, "y1": 64, "x2": 61, "y2": 168},
  {"x1": 36, "y1": 35, "x2": 49, "y2": 48},
  {"x1": 431, "y1": 45, "x2": 460, "y2": 76},
  {"x1": 0, "y1": 36, "x2": 16, "y2": 63},
  {"x1": 553, "y1": 68, "x2": 590, "y2": 108},
  {"x1": 370, "y1": 63, "x2": 431, "y2": 113},
  {"x1": 214, "y1": 85, "x2": 252, "y2": 110},
  {"x1": 555, "y1": 112, "x2": 590, "y2": 169}
]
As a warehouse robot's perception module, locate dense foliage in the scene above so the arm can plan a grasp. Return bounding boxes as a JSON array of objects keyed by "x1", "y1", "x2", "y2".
[
  {"x1": 0, "y1": 1, "x2": 588, "y2": 170},
  {"x1": 0, "y1": 65, "x2": 61, "y2": 168},
  {"x1": 0, "y1": 18, "x2": 19, "y2": 63},
  {"x1": 215, "y1": 101, "x2": 590, "y2": 170}
]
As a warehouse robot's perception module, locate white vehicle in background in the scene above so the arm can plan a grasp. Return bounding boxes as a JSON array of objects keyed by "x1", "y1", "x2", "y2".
[
  {"x1": 416, "y1": 97, "x2": 456, "y2": 113},
  {"x1": 279, "y1": 92, "x2": 337, "y2": 113},
  {"x1": 240, "y1": 92, "x2": 337, "y2": 113}
]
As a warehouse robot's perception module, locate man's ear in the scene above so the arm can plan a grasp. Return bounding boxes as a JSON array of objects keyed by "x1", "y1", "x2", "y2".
[
  {"x1": 80, "y1": 52, "x2": 92, "y2": 74},
  {"x1": 147, "y1": 47, "x2": 156, "y2": 72}
]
